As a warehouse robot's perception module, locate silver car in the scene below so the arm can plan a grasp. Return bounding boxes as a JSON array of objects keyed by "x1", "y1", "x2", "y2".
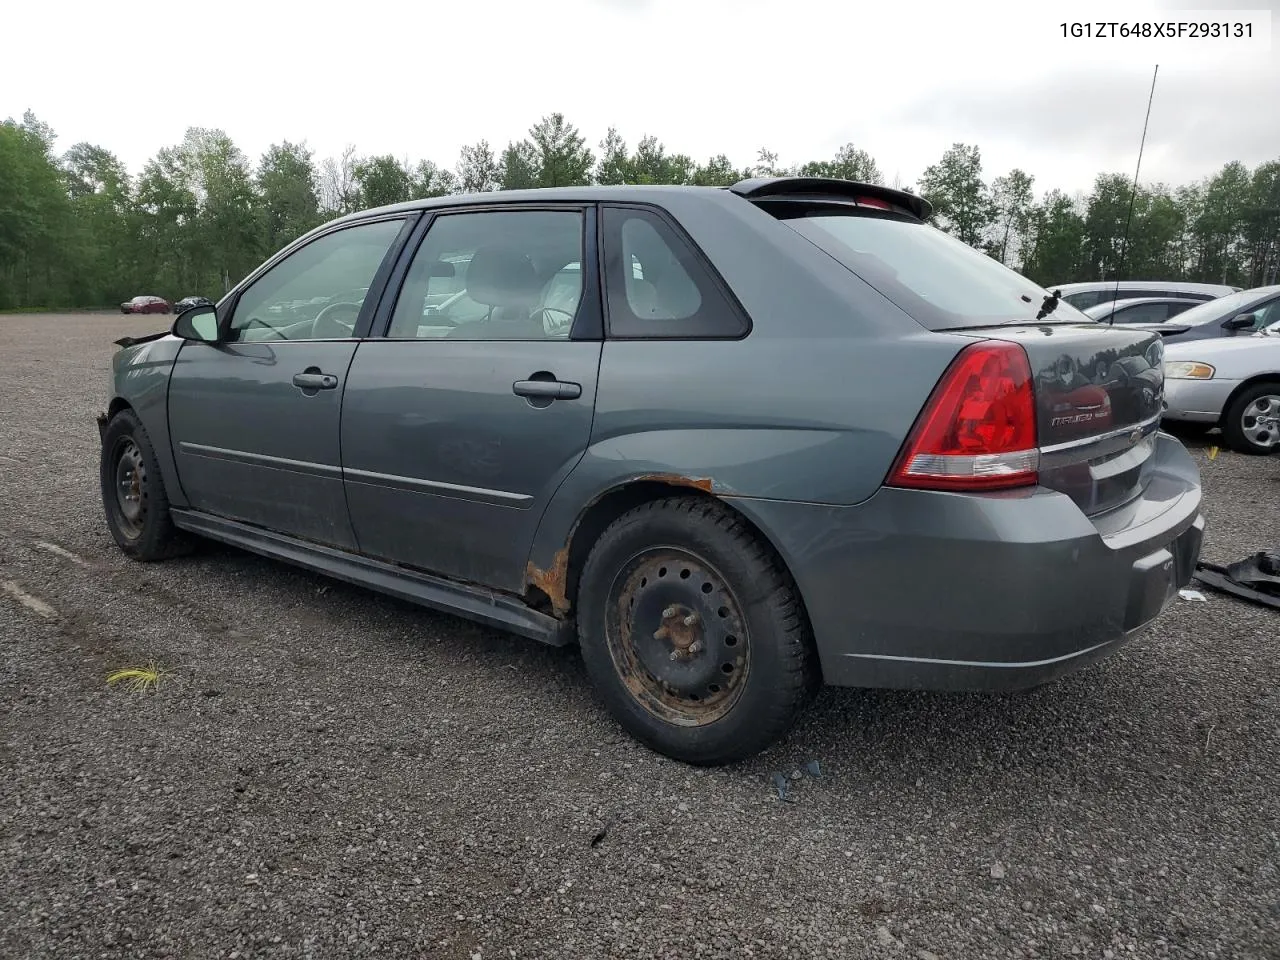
[
  {"x1": 1052, "y1": 280, "x2": 1237, "y2": 311},
  {"x1": 1163, "y1": 329, "x2": 1280, "y2": 454}
]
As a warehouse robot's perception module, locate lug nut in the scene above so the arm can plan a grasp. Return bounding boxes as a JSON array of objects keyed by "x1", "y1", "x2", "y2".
[
  {"x1": 663, "y1": 606, "x2": 678, "y2": 618},
  {"x1": 689, "y1": 641, "x2": 702, "y2": 654},
  {"x1": 683, "y1": 614, "x2": 699, "y2": 626}
]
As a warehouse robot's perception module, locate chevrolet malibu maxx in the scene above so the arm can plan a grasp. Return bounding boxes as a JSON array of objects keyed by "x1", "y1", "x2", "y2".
[{"x1": 98, "y1": 178, "x2": 1205, "y2": 765}]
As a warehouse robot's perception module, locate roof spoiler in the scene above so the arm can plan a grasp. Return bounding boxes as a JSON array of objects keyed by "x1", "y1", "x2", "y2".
[{"x1": 728, "y1": 176, "x2": 932, "y2": 222}]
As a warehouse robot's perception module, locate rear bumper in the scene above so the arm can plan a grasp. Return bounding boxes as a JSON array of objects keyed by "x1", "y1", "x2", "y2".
[
  {"x1": 729, "y1": 432, "x2": 1204, "y2": 692},
  {"x1": 1163, "y1": 377, "x2": 1237, "y2": 423}
]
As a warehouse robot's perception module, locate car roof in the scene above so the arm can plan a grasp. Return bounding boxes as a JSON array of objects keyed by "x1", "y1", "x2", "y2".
[{"x1": 322, "y1": 176, "x2": 932, "y2": 229}]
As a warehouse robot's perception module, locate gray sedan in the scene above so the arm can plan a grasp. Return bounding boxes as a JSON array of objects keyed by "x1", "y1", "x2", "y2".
[
  {"x1": 1100, "y1": 285, "x2": 1280, "y2": 344},
  {"x1": 97, "y1": 177, "x2": 1204, "y2": 764},
  {"x1": 1163, "y1": 327, "x2": 1280, "y2": 454}
]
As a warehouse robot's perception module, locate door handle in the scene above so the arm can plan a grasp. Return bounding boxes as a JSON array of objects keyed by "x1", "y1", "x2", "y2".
[
  {"x1": 293, "y1": 372, "x2": 338, "y2": 390},
  {"x1": 513, "y1": 379, "x2": 581, "y2": 400}
]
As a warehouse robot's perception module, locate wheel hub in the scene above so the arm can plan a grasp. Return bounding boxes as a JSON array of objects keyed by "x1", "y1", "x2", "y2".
[
  {"x1": 113, "y1": 439, "x2": 146, "y2": 537},
  {"x1": 609, "y1": 550, "x2": 750, "y2": 724},
  {"x1": 1242, "y1": 395, "x2": 1280, "y2": 448}
]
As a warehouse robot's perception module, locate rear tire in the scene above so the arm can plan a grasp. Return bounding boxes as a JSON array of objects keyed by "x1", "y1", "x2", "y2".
[
  {"x1": 100, "y1": 409, "x2": 191, "y2": 560},
  {"x1": 1221, "y1": 381, "x2": 1280, "y2": 455},
  {"x1": 577, "y1": 497, "x2": 819, "y2": 766}
]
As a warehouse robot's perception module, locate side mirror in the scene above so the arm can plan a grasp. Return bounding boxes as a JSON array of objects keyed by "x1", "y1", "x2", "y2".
[
  {"x1": 1222, "y1": 313, "x2": 1257, "y2": 331},
  {"x1": 172, "y1": 304, "x2": 220, "y2": 342}
]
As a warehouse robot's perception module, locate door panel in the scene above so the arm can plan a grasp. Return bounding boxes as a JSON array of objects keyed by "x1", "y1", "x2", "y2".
[
  {"x1": 341, "y1": 207, "x2": 602, "y2": 593},
  {"x1": 341, "y1": 340, "x2": 601, "y2": 591},
  {"x1": 168, "y1": 341, "x2": 360, "y2": 548},
  {"x1": 166, "y1": 217, "x2": 410, "y2": 549}
]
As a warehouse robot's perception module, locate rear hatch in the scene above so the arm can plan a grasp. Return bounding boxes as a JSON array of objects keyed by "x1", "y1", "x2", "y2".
[
  {"x1": 954, "y1": 323, "x2": 1165, "y2": 516},
  {"x1": 740, "y1": 180, "x2": 1165, "y2": 517}
]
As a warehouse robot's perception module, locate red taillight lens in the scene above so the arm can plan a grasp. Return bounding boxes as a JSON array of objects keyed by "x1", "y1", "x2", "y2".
[{"x1": 888, "y1": 341, "x2": 1040, "y2": 491}]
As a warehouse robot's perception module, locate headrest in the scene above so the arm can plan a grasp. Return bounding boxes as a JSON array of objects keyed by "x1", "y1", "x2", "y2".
[{"x1": 465, "y1": 246, "x2": 540, "y2": 309}]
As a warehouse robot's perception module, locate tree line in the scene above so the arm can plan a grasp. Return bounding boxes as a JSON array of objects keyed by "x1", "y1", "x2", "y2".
[{"x1": 1, "y1": 109, "x2": 1277, "y2": 310}]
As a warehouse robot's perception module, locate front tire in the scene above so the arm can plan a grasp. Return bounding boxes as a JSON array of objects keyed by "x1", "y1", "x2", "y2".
[
  {"x1": 100, "y1": 409, "x2": 190, "y2": 560},
  {"x1": 1221, "y1": 382, "x2": 1280, "y2": 455},
  {"x1": 577, "y1": 497, "x2": 819, "y2": 766}
]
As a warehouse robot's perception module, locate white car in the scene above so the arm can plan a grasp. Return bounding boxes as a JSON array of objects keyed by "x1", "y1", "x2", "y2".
[{"x1": 1163, "y1": 330, "x2": 1280, "y2": 454}]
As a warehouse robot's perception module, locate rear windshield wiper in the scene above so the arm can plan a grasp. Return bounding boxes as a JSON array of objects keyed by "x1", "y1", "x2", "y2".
[{"x1": 1035, "y1": 289, "x2": 1062, "y2": 320}]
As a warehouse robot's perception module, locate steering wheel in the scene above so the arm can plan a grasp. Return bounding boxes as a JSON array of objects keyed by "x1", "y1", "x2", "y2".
[
  {"x1": 311, "y1": 301, "x2": 362, "y2": 339},
  {"x1": 533, "y1": 306, "x2": 576, "y2": 336}
]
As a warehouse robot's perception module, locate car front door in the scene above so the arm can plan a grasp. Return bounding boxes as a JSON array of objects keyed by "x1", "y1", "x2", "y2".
[
  {"x1": 339, "y1": 206, "x2": 603, "y2": 593},
  {"x1": 166, "y1": 216, "x2": 413, "y2": 550}
]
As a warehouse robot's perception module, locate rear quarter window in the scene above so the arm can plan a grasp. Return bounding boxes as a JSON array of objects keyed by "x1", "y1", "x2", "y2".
[
  {"x1": 776, "y1": 209, "x2": 1091, "y2": 330},
  {"x1": 601, "y1": 205, "x2": 749, "y2": 339}
]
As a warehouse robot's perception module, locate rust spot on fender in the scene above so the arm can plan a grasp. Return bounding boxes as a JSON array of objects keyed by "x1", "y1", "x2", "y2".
[
  {"x1": 635, "y1": 473, "x2": 715, "y2": 493},
  {"x1": 526, "y1": 547, "x2": 571, "y2": 617}
]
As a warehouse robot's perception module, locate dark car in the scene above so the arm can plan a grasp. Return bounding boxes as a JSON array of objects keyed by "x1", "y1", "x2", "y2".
[
  {"x1": 1082, "y1": 296, "x2": 1201, "y2": 325},
  {"x1": 1097, "y1": 285, "x2": 1280, "y2": 344},
  {"x1": 120, "y1": 295, "x2": 170, "y2": 315},
  {"x1": 174, "y1": 296, "x2": 214, "y2": 314},
  {"x1": 96, "y1": 178, "x2": 1204, "y2": 765}
]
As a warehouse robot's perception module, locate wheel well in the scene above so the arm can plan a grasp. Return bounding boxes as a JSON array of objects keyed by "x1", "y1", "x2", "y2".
[
  {"x1": 1219, "y1": 374, "x2": 1280, "y2": 423},
  {"x1": 549, "y1": 480, "x2": 816, "y2": 648},
  {"x1": 106, "y1": 397, "x2": 133, "y2": 421}
]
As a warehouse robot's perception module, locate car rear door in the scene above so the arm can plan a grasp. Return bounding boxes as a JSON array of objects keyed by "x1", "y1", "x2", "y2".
[
  {"x1": 166, "y1": 216, "x2": 414, "y2": 550},
  {"x1": 339, "y1": 205, "x2": 603, "y2": 593}
]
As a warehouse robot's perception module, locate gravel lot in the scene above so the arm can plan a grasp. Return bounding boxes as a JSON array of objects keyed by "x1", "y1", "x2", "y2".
[{"x1": 1, "y1": 311, "x2": 1278, "y2": 960}]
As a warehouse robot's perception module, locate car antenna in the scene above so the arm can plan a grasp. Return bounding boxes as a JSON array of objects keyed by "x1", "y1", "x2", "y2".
[{"x1": 1110, "y1": 64, "x2": 1160, "y2": 325}]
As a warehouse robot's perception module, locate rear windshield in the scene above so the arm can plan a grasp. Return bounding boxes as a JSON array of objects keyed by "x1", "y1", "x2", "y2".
[{"x1": 775, "y1": 209, "x2": 1093, "y2": 330}]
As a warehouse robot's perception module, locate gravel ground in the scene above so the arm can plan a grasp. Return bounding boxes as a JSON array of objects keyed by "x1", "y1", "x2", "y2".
[{"x1": 1, "y1": 312, "x2": 1278, "y2": 960}]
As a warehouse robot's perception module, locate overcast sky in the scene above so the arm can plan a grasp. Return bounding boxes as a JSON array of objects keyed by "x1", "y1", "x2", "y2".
[{"x1": 4, "y1": 0, "x2": 1277, "y2": 197}]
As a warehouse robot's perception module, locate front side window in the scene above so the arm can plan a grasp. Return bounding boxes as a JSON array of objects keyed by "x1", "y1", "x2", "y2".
[
  {"x1": 387, "y1": 210, "x2": 585, "y2": 341},
  {"x1": 229, "y1": 218, "x2": 406, "y2": 342},
  {"x1": 601, "y1": 206, "x2": 747, "y2": 339}
]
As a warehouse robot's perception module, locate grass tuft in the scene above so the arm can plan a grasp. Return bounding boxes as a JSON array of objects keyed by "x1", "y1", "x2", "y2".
[{"x1": 107, "y1": 662, "x2": 169, "y2": 693}]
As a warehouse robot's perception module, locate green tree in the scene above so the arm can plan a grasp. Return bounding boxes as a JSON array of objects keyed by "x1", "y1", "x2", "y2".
[
  {"x1": 1244, "y1": 161, "x2": 1280, "y2": 285},
  {"x1": 411, "y1": 160, "x2": 457, "y2": 199},
  {"x1": 456, "y1": 140, "x2": 499, "y2": 193},
  {"x1": 917, "y1": 143, "x2": 993, "y2": 245},
  {"x1": 689, "y1": 154, "x2": 744, "y2": 187},
  {"x1": 62, "y1": 142, "x2": 134, "y2": 304},
  {"x1": 1021, "y1": 189, "x2": 1085, "y2": 285},
  {"x1": 257, "y1": 141, "x2": 321, "y2": 258},
  {"x1": 527, "y1": 113, "x2": 594, "y2": 187},
  {"x1": 799, "y1": 143, "x2": 883, "y2": 184},
  {"x1": 0, "y1": 112, "x2": 75, "y2": 307},
  {"x1": 498, "y1": 141, "x2": 538, "y2": 190},
  {"x1": 595, "y1": 127, "x2": 630, "y2": 185},
  {"x1": 987, "y1": 169, "x2": 1035, "y2": 267},
  {"x1": 353, "y1": 154, "x2": 413, "y2": 208}
]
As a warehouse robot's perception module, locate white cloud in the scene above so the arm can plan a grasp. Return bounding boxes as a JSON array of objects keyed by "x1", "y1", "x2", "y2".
[{"x1": 2, "y1": 0, "x2": 1275, "y2": 195}]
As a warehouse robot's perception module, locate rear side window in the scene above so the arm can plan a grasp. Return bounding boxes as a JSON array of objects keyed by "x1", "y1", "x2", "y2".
[
  {"x1": 601, "y1": 205, "x2": 748, "y2": 339},
  {"x1": 1114, "y1": 302, "x2": 1175, "y2": 323},
  {"x1": 775, "y1": 209, "x2": 1092, "y2": 330}
]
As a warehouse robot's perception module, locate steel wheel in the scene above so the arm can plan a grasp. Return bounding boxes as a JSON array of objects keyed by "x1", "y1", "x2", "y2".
[
  {"x1": 112, "y1": 437, "x2": 147, "y2": 539},
  {"x1": 604, "y1": 547, "x2": 751, "y2": 727},
  {"x1": 1239, "y1": 394, "x2": 1280, "y2": 450}
]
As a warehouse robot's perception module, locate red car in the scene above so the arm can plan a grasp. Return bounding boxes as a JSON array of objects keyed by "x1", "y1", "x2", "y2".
[{"x1": 120, "y1": 295, "x2": 170, "y2": 315}]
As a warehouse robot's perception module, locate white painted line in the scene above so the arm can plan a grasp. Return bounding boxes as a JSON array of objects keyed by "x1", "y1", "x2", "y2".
[
  {"x1": 1, "y1": 580, "x2": 57, "y2": 620},
  {"x1": 33, "y1": 541, "x2": 90, "y2": 567}
]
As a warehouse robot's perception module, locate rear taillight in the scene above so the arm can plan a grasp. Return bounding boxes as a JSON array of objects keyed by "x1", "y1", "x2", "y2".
[{"x1": 888, "y1": 341, "x2": 1040, "y2": 491}]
